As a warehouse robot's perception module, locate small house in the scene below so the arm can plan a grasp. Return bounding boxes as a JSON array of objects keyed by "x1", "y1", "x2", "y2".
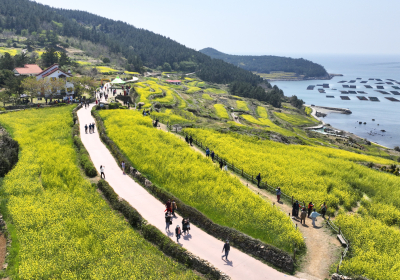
[
  {"x1": 36, "y1": 64, "x2": 75, "y2": 96},
  {"x1": 166, "y1": 80, "x2": 181, "y2": 85},
  {"x1": 13, "y1": 64, "x2": 42, "y2": 76}
]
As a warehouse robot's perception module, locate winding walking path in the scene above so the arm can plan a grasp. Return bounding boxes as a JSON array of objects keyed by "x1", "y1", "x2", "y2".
[{"x1": 77, "y1": 104, "x2": 304, "y2": 280}]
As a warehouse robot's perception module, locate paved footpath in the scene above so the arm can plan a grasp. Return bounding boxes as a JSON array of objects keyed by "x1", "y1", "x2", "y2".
[{"x1": 77, "y1": 104, "x2": 304, "y2": 280}]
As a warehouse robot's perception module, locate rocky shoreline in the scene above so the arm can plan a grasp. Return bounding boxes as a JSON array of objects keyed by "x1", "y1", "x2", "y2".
[{"x1": 267, "y1": 73, "x2": 343, "y2": 82}]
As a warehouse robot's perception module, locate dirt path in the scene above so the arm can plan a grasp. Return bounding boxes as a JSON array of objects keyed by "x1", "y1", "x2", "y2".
[
  {"x1": 158, "y1": 124, "x2": 342, "y2": 280},
  {"x1": 231, "y1": 113, "x2": 241, "y2": 124}
]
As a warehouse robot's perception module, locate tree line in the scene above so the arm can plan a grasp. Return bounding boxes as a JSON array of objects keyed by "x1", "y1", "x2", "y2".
[
  {"x1": 200, "y1": 48, "x2": 329, "y2": 78},
  {"x1": 0, "y1": 0, "x2": 268, "y2": 86}
]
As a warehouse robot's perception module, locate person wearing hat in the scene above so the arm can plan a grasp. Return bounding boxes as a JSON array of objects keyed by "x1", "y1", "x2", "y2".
[
  {"x1": 175, "y1": 225, "x2": 181, "y2": 242},
  {"x1": 222, "y1": 240, "x2": 230, "y2": 261}
]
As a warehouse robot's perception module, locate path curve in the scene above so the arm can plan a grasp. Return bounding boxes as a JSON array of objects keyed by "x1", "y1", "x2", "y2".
[{"x1": 77, "y1": 104, "x2": 304, "y2": 280}]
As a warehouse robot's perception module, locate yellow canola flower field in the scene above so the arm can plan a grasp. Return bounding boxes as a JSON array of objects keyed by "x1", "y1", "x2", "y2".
[
  {"x1": 236, "y1": 101, "x2": 249, "y2": 111},
  {"x1": 99, "y1": 110, "x2": 304, "y2": 252},
  {"x1": 213, "y1": 104, "x2": 229, "y2": 119},
  {"x1": 151, "y1": 109, "x2": 195, "y2": 125},
  {"x1": 335, "y1": 214, "x2": 400, "y2": 280},
  {"x1": 135, "y1": 81, "x2": 185, "y2": 108},
  {"x1": 0, "y1": 107, "x2": 199, "y2": 279},
  {"x1": 274, "y1": 112, "x2": 317, "y2": 126},
  {"x1": 182, "y1": 128, "x2": 398, "y2": 213}
]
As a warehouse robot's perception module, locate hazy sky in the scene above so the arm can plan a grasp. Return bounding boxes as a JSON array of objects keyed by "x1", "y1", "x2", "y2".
[{"x1": 34, "y1": 0, "x2": 400, "y2": 56}]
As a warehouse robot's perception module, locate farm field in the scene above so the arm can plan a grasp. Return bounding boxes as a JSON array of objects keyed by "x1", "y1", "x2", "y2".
[
  {"x1": 274, "y1": 112, "x2": 317, "y2": 126},
  {"x1": 183, "y1": 128, "x2": 397, "y2": 213},
  {"x1": 236, "y1": 100, "x2": 249, "y2": 111},
  {"x1": 213, "y1": 104, "x2": 229, "y2": 119},
  {"x1": 98, "y1": 109, "x2": 304, "y2": 252},
  {"x1": 0, "y1": 107, "x2": 200, "y2": 279},
  {"x1": 182, "y1": 127, "x2": 400, "y2": 279}
]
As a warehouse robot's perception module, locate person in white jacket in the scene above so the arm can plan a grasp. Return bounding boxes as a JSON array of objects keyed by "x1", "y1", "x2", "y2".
[{"x1": 310, "y1": 209, "x2": 321, "y2": 227}]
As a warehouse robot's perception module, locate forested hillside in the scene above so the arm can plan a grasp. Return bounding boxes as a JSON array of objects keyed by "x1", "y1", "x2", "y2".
[
  {"x1": 0, "y1": 0, "x2": 263, "y2": 85},
  {"x1": 200, "y1": 48, "x2": 329, "y2": 78}
]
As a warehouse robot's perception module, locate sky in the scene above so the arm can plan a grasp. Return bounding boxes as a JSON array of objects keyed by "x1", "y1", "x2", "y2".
[{"x1": 33, "y1": 0, "x2": 400, "y2": 56}]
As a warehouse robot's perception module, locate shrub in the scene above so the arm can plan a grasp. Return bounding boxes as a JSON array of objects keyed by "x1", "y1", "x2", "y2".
[{"x1": 394, "y1": 146, "x2": 400, "y2": 152}]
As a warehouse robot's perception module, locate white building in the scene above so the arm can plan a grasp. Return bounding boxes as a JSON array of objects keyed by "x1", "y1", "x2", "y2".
[{"x1": 36, "y1": 64, "x2": 74, "y2": 96}]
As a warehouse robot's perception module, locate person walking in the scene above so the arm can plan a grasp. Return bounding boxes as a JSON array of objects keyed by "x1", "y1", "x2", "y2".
[
  {"x1": 166, "y1": 199, "x2": 172, "y2": 214},
  {"x1": 211, "y1": 150, "x2": 215, "y2": 161},
  {"x1": 186, "y1": 218, "x2": 191, "y2": 235},
  {"x1": 182, "y1": 218, "x2": 188, "y2": 236},
  {"x1": 320, "y1": 202, "x2": 328, "y2": 219},
  {"x1": 85, "y1": 124, "x2": 88, "y2": 134},
  {"x1": 92, "y1": 123, "x2": 95, "y2": 133},
  {"x1": 222, "y1": 240, "x2": 230, "y2": 261},
  {"x1": 185, "y1": 135, "x2": 189, "y2": 144},
  {"x1": 165, "y1": 212, "x2": 172, "y2": 232},
  {"x1": 219, "y1": 159, "x2": 224, "y2": 170},
  {"x1": 121, "y1": 161, "x2": 125, "y2": 174},
  {"x1": 89, "y1": 123, "x2": 92, "y2": 133},
  {"x1": 307, "y1": 202, "x2": 314, "y2": 218},
  {"x1": 300, "y1": 207, "x2": 307, "y2": 225},
  {"x1": 276, "y1": 187, "x2": 281, "y2": 202},
  {"x1": 171, "y1": 200, "x2": 177, "y2": 217},
  {"x1": 223, "y1": 162, "x2": 228, "y2": 172},
  {"x1": 175, "y1": 225, "x2": 181, "y2": 242},
  {"x1": 189, "y1": 136, "x2": 193, "y2": 146},
  {"x1": 100, "y1": 165, "x2": 105, "y2": 179},
  {"x1": 256, "y1": 173, "x2": 261, "y2": 187},
  {"x1": 206, "y1": 147, "x2": 210, "y2": 158},
  {"x1": 292, "y1": 200, "x2": 300, "y2": 217},
  {"x1": 310, "y1": 209, "x2": 321, "y2": 227}
]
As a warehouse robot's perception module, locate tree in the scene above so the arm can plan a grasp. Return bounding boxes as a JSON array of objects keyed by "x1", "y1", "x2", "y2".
[
  {"x1": 41, "y1": 47, "x2": 59, "y2": 67},
  {"x1": 0, "y1": 52, "x2": 15, "y2": 70},
  {"x1": 58, "y1": 51, "x2": 71, "y2": 67},
  {"x1": 0, "y1": 90, "x2": 10, "y2": 107},
  {"x1": 21, "y1": 76, "x2": 42, "y2": 102},
  {"x1": 69, "y1": 76, "x2": 96, "y2": 98},
  {"x1": 163, "y1": 62, "x2": 172, "y2": 72},
  {"x1": 102, "y1": 57, "x2": 110, "y2": 63}
]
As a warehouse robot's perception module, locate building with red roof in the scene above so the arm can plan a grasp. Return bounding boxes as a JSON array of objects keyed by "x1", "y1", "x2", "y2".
[
  {"x1": 166, "y1": 80, "x2": 181, "y2": 85},
  {"x1": 36, "y1": 64, "x2": 75, "y2": 96},
  {"x1": 13, "y1": 64, "x2": 42, "y2": 76}
]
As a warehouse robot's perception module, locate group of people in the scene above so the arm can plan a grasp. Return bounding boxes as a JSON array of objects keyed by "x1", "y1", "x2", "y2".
[
  {"x1": 291, "y1": 200, "x2": 328, "y2": 227},
  {"x1": 185, "y1": 135, "x2": 193, "y2": 146},
  {"x1": 84, "y1": 123, "x2": 96, "y2": 134},
  {"x1": 164, "y1": 199, "x2": 192, "y2": 242}
]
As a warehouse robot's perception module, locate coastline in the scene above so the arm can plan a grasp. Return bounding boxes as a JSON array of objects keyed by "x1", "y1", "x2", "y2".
[{"x1": 305, "y1": 105, "x2": 391, "y2": 150}]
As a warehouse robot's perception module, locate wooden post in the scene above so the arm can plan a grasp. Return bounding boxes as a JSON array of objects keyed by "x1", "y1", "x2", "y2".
[
  {"x1": 293, "y1": 245, "x2": 296, "y2": 262},
  {"x1": 336, "y1": 264, "x2": 339, "y2": 273}
]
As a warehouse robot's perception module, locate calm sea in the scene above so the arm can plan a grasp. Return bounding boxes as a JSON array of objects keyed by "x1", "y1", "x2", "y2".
[{"x1": 272, "y1": 54, "x2": 400, "y2": 148}]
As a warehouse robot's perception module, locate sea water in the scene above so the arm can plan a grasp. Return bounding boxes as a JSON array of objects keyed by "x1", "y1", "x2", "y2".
[{"x1": 272, "y1": 54, "x2": 400, "y2": 148}]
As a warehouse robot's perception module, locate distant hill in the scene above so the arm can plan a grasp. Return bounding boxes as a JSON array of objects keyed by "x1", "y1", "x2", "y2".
[
  {"x1": 199, "y1": 48, "x2": 329, "y2": 79},
  {"x1": 0, "y1": 0, "x2": 266, "y2": 86}
]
